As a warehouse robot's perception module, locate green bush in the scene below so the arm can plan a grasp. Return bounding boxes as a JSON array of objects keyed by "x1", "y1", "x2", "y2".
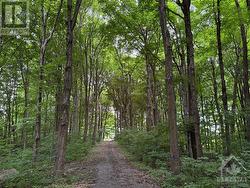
[
  {"x1": 0, "y1": 134, "x2": 92, "y2": 187},
  {"x1": 66, "y1": 137, "x2": 92, "y2": 161},
  {"x1": 116, "y1": 125, "x2": 169, "y2": 168},
  {"x1": 115, "y1": 127, "x2": 232, "y2": 188}
]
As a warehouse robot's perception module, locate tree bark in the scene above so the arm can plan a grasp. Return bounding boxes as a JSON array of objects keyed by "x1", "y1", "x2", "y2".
[
  {"x1": 235, "y1": 0, "x2": 250, "y2": 142},
  {"x1": 92, "y1": 65, "x2": 99, "y2": 145},
  {"x1": 180, "y1": 0, "x2": 203, "y2": 159},
  {"x1": 33, "y1": 46, "x2": 45, "y2": 161},
  {"x1": 145, "y1": 54, "x2": 154, "y2": 130},
  {"x1": 83, "y1": 47, "x2": 90, "y2": 142},
  {"x1": 210, "y1": 59, "x2": 224, "y2": 149},
  {"x1": 159, "y1": 0, "x2": 181, "y2": 173},
  {"x1": 19, "y1": 61, "x2": 29, "y2": 149},
  {"x1": 55, "y1": 66, "x2": 62, "y2": 132},
  {"x1": 214, "y1": 0, "x2": 231, "y2": 155},
  {"x1": 55, "y1": 0, "x2": 83, "y2": 175},
  {"x1": 33, "y1": 0, "x2": 64, "y2": 161},
  {"x1": 72, "y1": 70, "x2": 79, "y2": 135}
]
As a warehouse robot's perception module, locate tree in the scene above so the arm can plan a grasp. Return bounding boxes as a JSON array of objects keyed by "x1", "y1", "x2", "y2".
[
  {"x1": 55, "y1": 0, "x2": 83, "y2": 175},
  {"x1": 214, "y1": 0, "x2": 231, "y2": 155},
  {"x1": 33, "y1": 0, "x2": 64, "y2": 162},
  {"x1": 234, "y1": 0, "x2": 250, "y2": 142},
  {"x1": 158, "y1": 0, "x2": 181, "y2": 173},
  {"x1": 176, "y1": 0, "x2": 203, "y2": 159}
]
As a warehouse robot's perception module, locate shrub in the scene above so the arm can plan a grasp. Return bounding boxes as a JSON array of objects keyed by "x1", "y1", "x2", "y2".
[
  {"x1": 116, "y1": 127, "x2": 228, "y2": 188},
  {"x1": 66, "y1": 137, "x2": 92, "y2": 161},
  {"x1": 116, "y1": 125, "x2": 169, "y2": 167},
  {"x1": 0, "y1": 134, "x2": 92, "y2": 187}
]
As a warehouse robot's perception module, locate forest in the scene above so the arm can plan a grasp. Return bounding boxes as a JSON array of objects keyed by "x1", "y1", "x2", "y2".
[{"x1": 0, "y1": 0, "x2": 250, "y2": 187}]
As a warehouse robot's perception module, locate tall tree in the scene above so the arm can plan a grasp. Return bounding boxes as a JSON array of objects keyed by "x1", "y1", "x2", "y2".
[
  {"x1": 210, "y1": 58, "x2": 224, "y2": 150},
  {"x1": 33, "y1": 0, "x2": 64, "y2": 161},
  {"x1": 176, "y1": 0, "x2": 203, "y2": 159},
  {"x1": 235, "y1": 0, "x2": 250, "y2": 142},
  {"x1": 159, "y1": 0, "x2": 181, "y2": 173},
  {"x1": 55, "y1": 0, "x2": 83, "y2": 174},
  {"x1": 214, "y1": 0, "x2": 231, "y2": 155}
]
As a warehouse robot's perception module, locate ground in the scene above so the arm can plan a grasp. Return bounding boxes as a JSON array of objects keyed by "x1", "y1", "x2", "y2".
[{"x1": 67, "y1": 141, "x2": 160, "y2": 188}]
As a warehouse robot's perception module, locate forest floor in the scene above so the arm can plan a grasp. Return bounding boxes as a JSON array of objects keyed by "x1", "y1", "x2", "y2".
[{"x1": 67, "y1": 141, "x2": 160, "y2": 188}]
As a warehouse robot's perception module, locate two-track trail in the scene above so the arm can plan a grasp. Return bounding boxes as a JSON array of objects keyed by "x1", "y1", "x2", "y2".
[{"x1": 70, "y1": 141, "x2": 160, "y2": 188}]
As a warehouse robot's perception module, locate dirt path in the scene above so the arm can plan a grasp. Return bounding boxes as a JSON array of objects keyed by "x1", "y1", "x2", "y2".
[{"x1": 72, "y1": 141, "x2": 160, "y2": 188}]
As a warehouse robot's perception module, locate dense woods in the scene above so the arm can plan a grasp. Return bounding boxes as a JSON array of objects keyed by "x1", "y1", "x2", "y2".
[{"x1": 0, "y1": 0, "x2": 250, "y2": 187}]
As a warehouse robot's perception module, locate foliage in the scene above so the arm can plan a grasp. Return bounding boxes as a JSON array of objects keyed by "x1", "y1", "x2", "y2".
[
  {"x1": 116, "y1": 126, "x2": 169, "y2": 168},
  {"x1": 117, "y1": 130, "x2": 250, "y2": 188},
  {"x1": 0, "y1": 135, "x2": 92, "y2": 187},
  {"x1": 0, "y1": 0, "x2": 250, "y2": 186},
  {"x1": 66, "y1": 137, "x2": 92, "y2": 161}
]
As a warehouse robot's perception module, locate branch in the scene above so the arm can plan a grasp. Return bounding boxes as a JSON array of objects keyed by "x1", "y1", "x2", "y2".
[
  {"x1": 41, "y1": 1, "x2": 46, "y2": 42},
  {"x1": 167, "y1": 7, "x2": 184, "y2": 19},
  {"x1": 72, "y1": 0, "x2": 83, "y2": 30},
  {"x1": 44, "y1": 0, "x2": 64, "y2": 46},
  {"x1": 176, "y1": 0, "x2": 183, "y2": 7}
]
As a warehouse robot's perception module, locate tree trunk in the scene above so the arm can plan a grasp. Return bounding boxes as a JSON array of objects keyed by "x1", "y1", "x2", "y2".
[
  {"x1": 72, "y1": 72, "x2": 79, "y2": 135},
  {"x1": 55, "y1": 4, "x2": 73, "y2": 173},
  {"x1": 210, "y1": 59, "x2": 224, "y2": 149},
  {"x1": 235, "y1": 0, "x2": 250, "y2": 142},
  {"x1": 145, "y1": 55, "x2": 154, "y2": 131},
  {"x1": 55, "y1": 66, "x2": 62, "y2": 132},
  {"x1": 92, "y1": 66, "x2": 99, "y2": 145},
  {"x1": 215, "y1": 0, "x2": 231, "y2": 155},
  {"x1": 33, "y1": 0, "x2": 64, "y2": 161},
  {"x1": 181, "y1": 0, "x2": 203, "y2": 159},
  {"x1": 78, "y1": 74, "x2": 84, "y2": 134},
  {"x1": 19, "y1": 61, "x2": 29, "y2": 149},
  {"x1": 159, "y1": 0, "x2": 181, "y2": 173},
  {"x1": 33, "y1": 47, "x2": 45, "y2": 161},
  {"x1": 83, "y1": 48, "x2": 90, "y2": 142}
]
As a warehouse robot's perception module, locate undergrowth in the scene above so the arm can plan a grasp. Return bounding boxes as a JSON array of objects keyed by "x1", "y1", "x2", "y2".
[
  {"x1": 0, "y1": 135, "x2": 92, "y2": 187},
  {"x1": 116, "y1": 127, "x2": 250, "y2": 188}
]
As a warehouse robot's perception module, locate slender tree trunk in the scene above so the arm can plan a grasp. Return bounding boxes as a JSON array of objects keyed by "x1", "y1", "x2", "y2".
[
  {"x1": 145, "y1": 54, "x2": 154, "y2": 130},
  {"x1": 92, "y1": 66, "x2": 99, "y2": 145},
  {"x1": 55, "y1": 66, "x2": 62, "y2": 132},
  {"x1": 33, "y1": 0, "x2": 64, "y2": 161},
  {"x1": 210, "y1": 59, "x2": 225, "y2": 149},
  {"x1": 231, "y1": 45, "x2": 241, "y2": 135},
  {"x1": 180, "y1": 0, "x2": 202, "y2": 159},
  {"x1": 78, "y1": 74, "x2": 84, "y2": 133},
  {"x1": 23, "y1": 84, "x2": 29, "y2": 148},
  {"x1": 211, "y1": 105, "x2": 218, "y2": 152},
  {"x1": 43, "y1": 93, "x2": 49, "y2": 137},
  {"x1": 235, "y1": 0, "x2": 250, "y2": 142},
  {"x1": 33, "y1": 47, "x2": 45, "y2": 161},
  {"x1": 20, "y1": 61, "x2": 29, "y2": 149},
  {"x1": 159, "y1": 0, "x2": 181, "y2": 173},
  {"x1": 83, "y1": 48, "x2": 90, "y2": 142},
  {"x1": 152, "y1": 64, "x2": 159, "y2": 127},
  {"x1": 6, "y1": 93, "x2": 11, "y2": 140},
  {"x1": 72, "y1": 73, "x2": 79, "y2": 135},
  {"x1": 215, "y1": 0, "x2": 231, "y2": 155},
  {"x1": 178, "y1": 42, "x2": 190, "y2": 156},
  {"x1": 83, "y1": 83, "x2": 89, "y2": 142}
]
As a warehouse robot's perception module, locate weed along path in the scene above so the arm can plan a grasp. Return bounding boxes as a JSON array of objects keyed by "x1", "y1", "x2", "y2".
[{"x1": 73, "y1": 141, "x2": 160, "y2": 188}]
